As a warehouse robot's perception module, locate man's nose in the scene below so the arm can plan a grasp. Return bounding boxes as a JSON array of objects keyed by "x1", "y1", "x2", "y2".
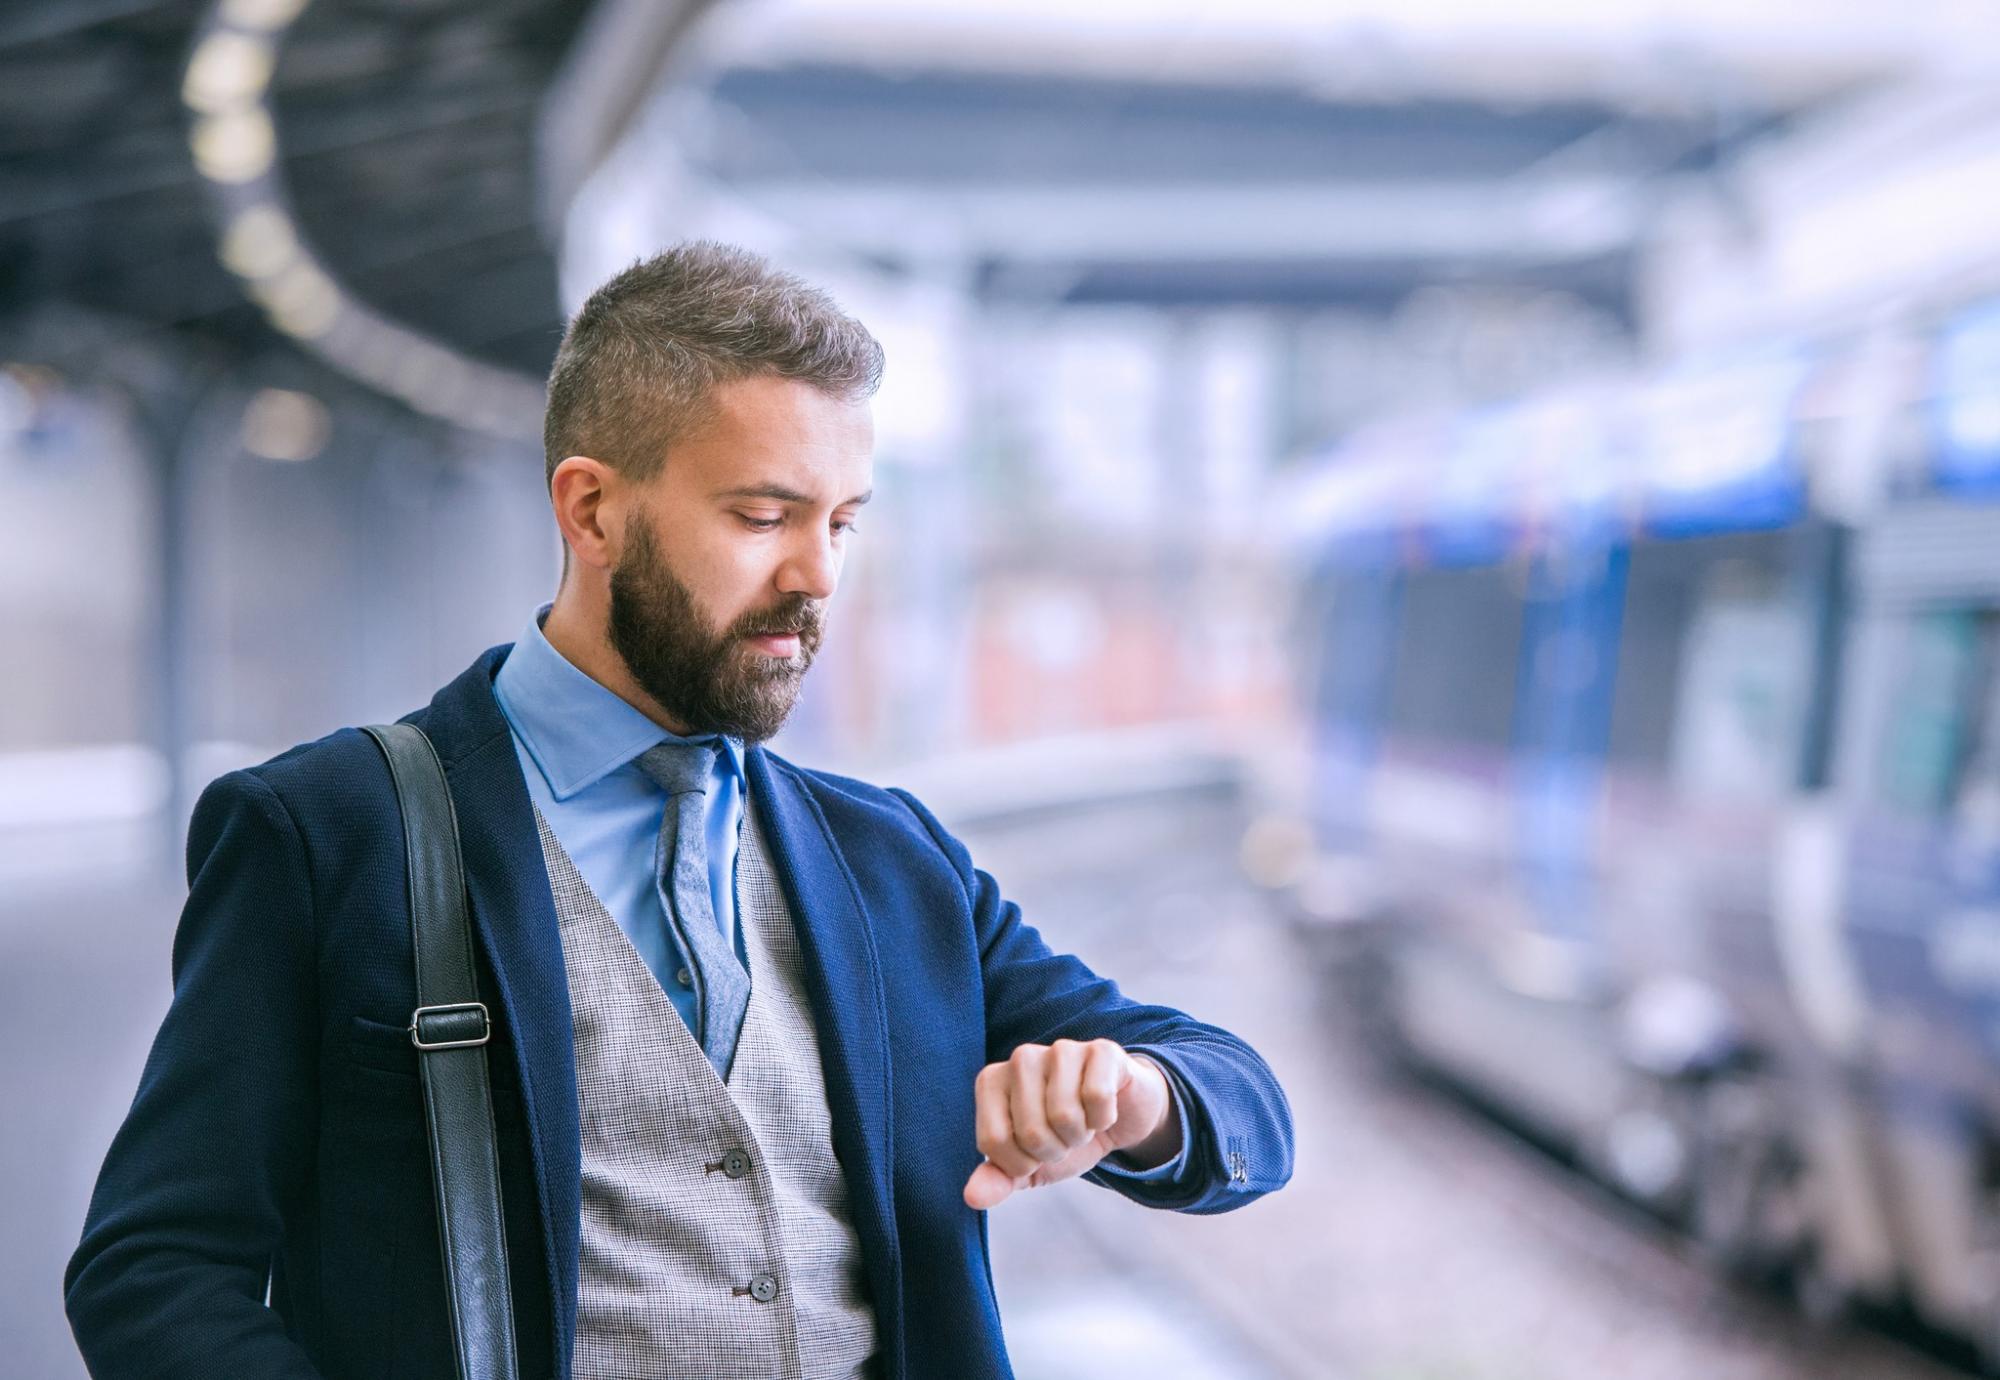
[{"x1": 777, "y1": 530, "x2": 840, "y2": 601}]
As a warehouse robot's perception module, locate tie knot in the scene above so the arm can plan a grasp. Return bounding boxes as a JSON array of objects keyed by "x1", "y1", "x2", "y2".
[{"x1": 635, "y1": 738, "x2": 720, "y2": 796}]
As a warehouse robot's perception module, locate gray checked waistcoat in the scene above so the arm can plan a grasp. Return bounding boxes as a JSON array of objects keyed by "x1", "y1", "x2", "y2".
[{"x1": 530, "y1": 798, "x2": 878, "y2": 1380}]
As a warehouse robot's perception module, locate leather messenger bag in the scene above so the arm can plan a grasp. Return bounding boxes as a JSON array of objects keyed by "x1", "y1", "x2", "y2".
[{"x1": 362, "y1": 722, "x2": 521, "y2": 1380}]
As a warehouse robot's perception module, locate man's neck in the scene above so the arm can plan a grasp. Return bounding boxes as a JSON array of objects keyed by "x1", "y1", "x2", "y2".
[{"x1": 540, "y1": 590, "x2": 695, "y2": 736}]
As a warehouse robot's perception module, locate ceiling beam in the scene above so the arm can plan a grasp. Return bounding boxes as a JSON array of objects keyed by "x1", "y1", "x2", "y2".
[
  {"x1": 535, "y1": 0, "x2": 725, "y2": 236},
  {"x1": 725, "y1": 177, "x2": 1648, "y2": 266}
]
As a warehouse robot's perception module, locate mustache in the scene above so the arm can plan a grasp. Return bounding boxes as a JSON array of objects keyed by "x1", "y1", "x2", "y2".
[{"x1": 731, "y1": 598, "x2": 824, "y2": 640}]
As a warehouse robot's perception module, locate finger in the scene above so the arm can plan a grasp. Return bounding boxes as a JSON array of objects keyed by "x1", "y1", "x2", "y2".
[
  {"x1": 973, "y1": 1063, "x2": 1037, "y2": 1180},
  {"x1": 1041, "y1": 1039, "x2": 1091, "y2": 1149},
  {"x1": 962, "y1": 1159, "x2": 1025, "y2": 1211},
  {"x1": 1006, "y1": 1045, "x2": 1065, "y2": 1163},
  {"x1": 1079, "y1": 1039, "x2": 1127, "y2": 1134}
]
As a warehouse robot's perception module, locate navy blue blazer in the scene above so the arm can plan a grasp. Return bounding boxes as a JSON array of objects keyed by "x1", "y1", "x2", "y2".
[{"x1": 65, "y1": 645, "x2": 1294, "y2": 1380}]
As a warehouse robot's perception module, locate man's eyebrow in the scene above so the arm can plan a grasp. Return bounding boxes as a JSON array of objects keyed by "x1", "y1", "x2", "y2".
[{"x1": 713, "y1": 483, "x2": 873, "y2": 506}]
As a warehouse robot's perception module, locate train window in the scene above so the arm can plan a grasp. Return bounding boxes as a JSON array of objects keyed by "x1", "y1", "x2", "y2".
[
  {"x1": 1307, "y1": 567, "x2": 1398, "y2": 738},
  {"x1": 1608, "y1": 530, "x2": 1809, "y2": 800},
  {"x1": 1946, "y1": 628, "x2": 2000, "y2": 855},
  {"x1": 1871, "y1": 608, "x2": 1991, "y2": 818},
  {"x1": 1385, "y1": 561, "x2": 1527, "y2": 754}
]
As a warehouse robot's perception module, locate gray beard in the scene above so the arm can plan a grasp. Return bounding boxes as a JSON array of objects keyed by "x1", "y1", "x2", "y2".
[{"x1": 605, "y1": 521, "x2": 823, "y2": 743}]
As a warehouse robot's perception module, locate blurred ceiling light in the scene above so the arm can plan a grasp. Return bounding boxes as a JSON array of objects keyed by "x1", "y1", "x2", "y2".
[
  {"x1": 191, "y1": 108, "x2": 277, "y2": 183},
  {"x1": 0, "y1": 368, "x2": 35, "y2": 442},
  {"x1": 1238, "y1": 812, "x2": 1314, "y2": 889},
  {"x1": 221, "y1": 0, "x2": 310, "y2": 32},
  {"x1": 5, "y1": 362, "x2": 63, "y2": 392},
  {"x1": 240, "y1": 387, "x2": 331, "y2": 462},
  {"x1": 219, "y1": 203, "x2": 298, "y2": 278},
  {"x1": 181, "y1": 30, "x2": 274, "y2": 113},
  {"x1": 249, "y1": 260, "x2": 340, "y2": 338},
  {"x1": 181, "y1": 0, "x2": 546, "y2": 440}
]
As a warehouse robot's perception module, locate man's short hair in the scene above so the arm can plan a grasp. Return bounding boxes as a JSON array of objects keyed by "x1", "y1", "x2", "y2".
[{"x1": 542, "y1": 241, "x2": 885, "y2": 491}]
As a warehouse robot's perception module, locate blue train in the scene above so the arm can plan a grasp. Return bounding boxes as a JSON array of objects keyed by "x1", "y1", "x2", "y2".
[{"x1": 1285, "y1": 301, "x2": 2000, "y2": 1366}]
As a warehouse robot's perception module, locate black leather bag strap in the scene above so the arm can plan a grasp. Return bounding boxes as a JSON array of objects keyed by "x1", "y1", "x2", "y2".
[{"x1": 362, "y1": 723, "x2": 521, "y2": 1380}]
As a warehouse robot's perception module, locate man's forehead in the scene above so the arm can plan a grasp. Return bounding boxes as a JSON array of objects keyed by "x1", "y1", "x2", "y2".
[
  {"x1": 671, "y1": 378, "x2": 873, "y2": 499},
  {"x1": 700, "y1": 373, "x2": 871, "y2": 434}
]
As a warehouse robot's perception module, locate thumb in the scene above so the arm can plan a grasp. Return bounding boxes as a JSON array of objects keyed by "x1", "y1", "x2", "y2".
[{"x1": 963, "y1": 1158, "x2": 1024, "y2": 1211}]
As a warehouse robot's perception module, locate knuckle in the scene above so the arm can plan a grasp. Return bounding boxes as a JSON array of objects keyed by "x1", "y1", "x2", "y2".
[
  {"x1": 1009, "y1": 1118, "x2": 1048, "y2": 1148},
  {"x1": 1021, "y1": 1131, "x2": 1063, "y2": 1161}
]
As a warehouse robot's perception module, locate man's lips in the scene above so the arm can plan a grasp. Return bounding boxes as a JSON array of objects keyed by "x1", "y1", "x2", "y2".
[{"x1": 744, "y1": 629, "x2": 803, "y2": 656}]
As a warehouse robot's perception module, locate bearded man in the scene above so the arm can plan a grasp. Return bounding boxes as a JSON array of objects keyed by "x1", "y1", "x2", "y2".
[{"x1": 64, "y1": 242, "x2": 1294, "y2": 1380}]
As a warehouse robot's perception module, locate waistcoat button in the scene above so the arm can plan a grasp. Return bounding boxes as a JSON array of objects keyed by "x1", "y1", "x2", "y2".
[
  {"x1": 748, "y1": 1273, "x2": 779, "y2": 1303},
  {"x1": 675, "y1": 966, "x2": 692, "y2": 988},
  {"x1": 722, "y1": 1148, "x2": 751, "y2": 1179}
]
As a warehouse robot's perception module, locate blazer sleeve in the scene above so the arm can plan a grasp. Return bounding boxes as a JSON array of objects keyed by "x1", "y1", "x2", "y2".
[
  {"x1": 888, "y1": 787, "x2": 1294, "y2": 1214},
  {"x1": 64, "y1": 769, "x2": 327, "y2": 1379}
]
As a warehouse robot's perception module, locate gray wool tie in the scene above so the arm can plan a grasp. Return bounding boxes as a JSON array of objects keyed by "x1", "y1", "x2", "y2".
[{"x1": 634, "y1": 738, "x2": 750, "y2": 1080}]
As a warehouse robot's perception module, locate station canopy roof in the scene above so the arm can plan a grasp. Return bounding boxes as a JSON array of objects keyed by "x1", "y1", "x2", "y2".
[{"x1": 2, "y1": 0, "x2": 1983, "y2": 418}]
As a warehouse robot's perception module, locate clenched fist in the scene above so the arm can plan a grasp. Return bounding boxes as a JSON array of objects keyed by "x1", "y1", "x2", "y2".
[{"x1": 962, "y1": 1038, "x2": 1180, "y2": 1210}]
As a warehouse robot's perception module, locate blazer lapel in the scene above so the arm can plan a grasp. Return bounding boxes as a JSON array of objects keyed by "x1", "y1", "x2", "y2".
[
  {"x1": 743, "y1": 745, "x2": 903, "y2": 1373},
  {"x1": 410, "y1": 646, "x2": 584, "y2": 1373}
]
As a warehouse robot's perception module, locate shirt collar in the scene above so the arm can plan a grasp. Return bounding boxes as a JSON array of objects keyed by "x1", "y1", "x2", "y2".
[{"x1": 494, "y1": 601, "x2": 746, "y2": 801}]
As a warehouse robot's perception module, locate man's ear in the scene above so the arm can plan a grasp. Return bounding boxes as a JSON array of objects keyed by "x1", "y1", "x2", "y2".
[{"x1": 550, "y1": 455, "x2": 617, "y2": 573}]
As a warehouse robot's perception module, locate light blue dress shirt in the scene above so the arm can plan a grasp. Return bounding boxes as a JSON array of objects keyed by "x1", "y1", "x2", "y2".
[
  {"x1": 494, "y1": 602, "x2": 745, "y2": 1039},
  {"x1": 492, "y1": 601, "x2": 1188, "y2": 1181}
]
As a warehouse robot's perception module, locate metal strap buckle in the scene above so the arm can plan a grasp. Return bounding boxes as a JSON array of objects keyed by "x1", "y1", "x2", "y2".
[{"x1": 408, "y1": 1001, "x2": 492, "y2": 1051}]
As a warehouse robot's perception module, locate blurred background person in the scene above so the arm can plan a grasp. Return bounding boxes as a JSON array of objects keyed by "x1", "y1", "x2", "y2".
[{"x1": 8, "y1": 0, "x2": 2000, "y2": 1376}]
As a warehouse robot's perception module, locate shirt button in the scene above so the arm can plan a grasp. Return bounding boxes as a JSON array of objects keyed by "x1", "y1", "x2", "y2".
[
  {"x1": 675, "y1": 967, "x2": 692, "y2": 988},
  {"x1": 748, "y1": 1273, "x2": 779, "y2": 1303},
  {"x1": 721, "y1": 1148, "x2": 752, "y2": 1179}
]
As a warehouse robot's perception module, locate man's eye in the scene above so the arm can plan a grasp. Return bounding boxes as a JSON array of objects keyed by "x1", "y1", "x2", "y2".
[
  {"x1": 833, "y1": 518, "x2": 860, "y2": 535},
  {"x1": 739, "y1": 515, "x2": 781, "y2": 531}
]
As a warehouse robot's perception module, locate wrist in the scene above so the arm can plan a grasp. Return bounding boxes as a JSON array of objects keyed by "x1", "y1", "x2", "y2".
[{"x1": 1117, "y1": 1053, "x2": 1182, "y2": 1168}]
